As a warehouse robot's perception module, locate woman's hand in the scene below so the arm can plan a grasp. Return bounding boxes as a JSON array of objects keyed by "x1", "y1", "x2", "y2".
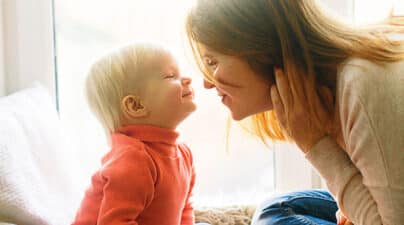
[
  {"x1": 337, "y1": 209, "x2": 354, "y2": 225},
  {"x1": 270, "y1": 67, "x2": 333, "y2": 153}
]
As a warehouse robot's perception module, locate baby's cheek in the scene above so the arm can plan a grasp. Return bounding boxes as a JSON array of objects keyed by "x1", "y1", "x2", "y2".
[
  {"x1": 161, "y1": 90, "x2": 182, "y2": 105},
  {"x1": 169, "y1": 87, "x2": 183, "y2": 98}
]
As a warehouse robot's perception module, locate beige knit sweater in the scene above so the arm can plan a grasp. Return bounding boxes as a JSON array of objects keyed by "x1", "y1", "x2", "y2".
[{"x1": 306, "y1": 58, "x2": 404, "y2": 225}]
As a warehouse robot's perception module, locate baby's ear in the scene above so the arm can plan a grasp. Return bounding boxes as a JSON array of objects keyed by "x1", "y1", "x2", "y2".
[{"x1": 121, "y1": 95, "x2": 148, "y2": 118}]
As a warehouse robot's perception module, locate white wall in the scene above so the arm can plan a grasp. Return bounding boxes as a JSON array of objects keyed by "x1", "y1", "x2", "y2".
[{"x1": 1, "y1": 0, "x2": 55, "y2": 97}]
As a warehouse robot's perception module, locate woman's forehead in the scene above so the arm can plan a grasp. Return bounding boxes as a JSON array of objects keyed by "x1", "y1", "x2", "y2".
[{"x1": 197, "y1": 44, "x2": 218, "y2": 57}]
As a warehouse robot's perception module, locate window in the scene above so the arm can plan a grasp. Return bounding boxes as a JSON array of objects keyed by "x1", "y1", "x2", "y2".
[
  {"x1": 393, "y1": 0, "x2": 404, "y2": 16},
  {"x1": 354, "y1": 0, "x2": 404, "y2": 24},
  {"x1": 320, "y1": 0, "x2": 404, "y2": 25},
  {"x1": 54, "y1": 0, "x2": 275, "y2": 206}
]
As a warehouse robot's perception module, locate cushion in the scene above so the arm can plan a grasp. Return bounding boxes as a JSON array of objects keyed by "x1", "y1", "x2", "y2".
[
  {"x1": 195, "y1": 205, "x2": 256, "y2": 225},
  {"x1": 0, "y1": 83, "x2": 80, "y2": 225}
]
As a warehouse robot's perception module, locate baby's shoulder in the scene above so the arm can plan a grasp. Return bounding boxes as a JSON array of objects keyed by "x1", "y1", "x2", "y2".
[
  {"x1": 102, "y1": 141, "x2": 152, "y2": 169},
  {"x1": 177, "y1": 142, "x2": 194, "y2": 162}
]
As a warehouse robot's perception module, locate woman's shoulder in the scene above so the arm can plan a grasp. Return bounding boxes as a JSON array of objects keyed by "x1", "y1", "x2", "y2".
[
  {"x1": 337, "y1": 57, "x2": 404, "y2": 95},
  {"x1": 338, "y1": 57, "x2": 401, "y2": 81},
  {"x1": 336, "y1": 57, "x2": 404, "y2": 135}
]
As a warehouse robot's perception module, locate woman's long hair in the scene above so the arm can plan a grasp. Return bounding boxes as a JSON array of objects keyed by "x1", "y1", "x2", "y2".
[{"x1": 186, "y1": 0, "x2": 404, "y2": 142}]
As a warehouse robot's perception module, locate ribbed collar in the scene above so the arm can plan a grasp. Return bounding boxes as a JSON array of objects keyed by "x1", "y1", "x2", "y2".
[{"x1": 115, "y1": 125, "x2": 179, "y2": 145}]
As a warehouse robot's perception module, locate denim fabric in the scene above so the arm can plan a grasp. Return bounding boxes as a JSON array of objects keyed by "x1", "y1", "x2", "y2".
[{"x1": 251, "y1": 189, "x2": 338, "y2": 225}]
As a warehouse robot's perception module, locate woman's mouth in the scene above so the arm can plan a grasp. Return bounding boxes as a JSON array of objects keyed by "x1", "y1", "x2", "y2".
[
  {"x1": 219, "y1": 94, "x2": 228, "y2": 105},
  {"x1": 217, "y1": 89, "x2": 229, "y2": 105}
]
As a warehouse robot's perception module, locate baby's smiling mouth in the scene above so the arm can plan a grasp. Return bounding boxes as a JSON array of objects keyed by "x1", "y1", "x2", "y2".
[{"x1": 182, "y1": 90, "x2": 193, "y2": 98}]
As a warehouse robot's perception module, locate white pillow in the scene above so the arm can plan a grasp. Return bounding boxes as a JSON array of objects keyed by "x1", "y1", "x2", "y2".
[{"x1": 0, "y1": 82, "x2": 80, "y2": 225}]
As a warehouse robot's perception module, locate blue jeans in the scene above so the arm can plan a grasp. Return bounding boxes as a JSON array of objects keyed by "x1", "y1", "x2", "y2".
[{"x1": 252, "y1": 189, "x2": 338, "y2": 225}]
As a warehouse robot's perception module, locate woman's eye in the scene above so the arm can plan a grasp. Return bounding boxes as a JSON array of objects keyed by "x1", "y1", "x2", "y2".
[{"x1": 205, "y1": 59, "x2": 218, "y2": 70}]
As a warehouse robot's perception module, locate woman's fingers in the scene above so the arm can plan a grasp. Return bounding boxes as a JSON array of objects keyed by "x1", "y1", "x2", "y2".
[
  {"x1": 338, "y1": 215, "x2": 347, "y2": 225},
  {"x1": 337, "y1": 210, "x2": 345, "y2": 225},
  {"x1": 270, "y1": 85, "x2": 287, "y2": 130},
  {"x1": 272, "y1": 67, "x2": 330, "y2": 152},
  {"x1": 336, "y1": 209, "x2": 353, "y2": 225}
]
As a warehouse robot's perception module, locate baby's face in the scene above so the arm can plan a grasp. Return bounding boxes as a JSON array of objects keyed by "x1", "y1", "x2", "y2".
[{"x1": 138, "y1": 52, "x2": 197, "y2": 128}]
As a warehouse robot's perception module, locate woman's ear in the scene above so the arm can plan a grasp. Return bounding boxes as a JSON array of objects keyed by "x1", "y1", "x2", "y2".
[{"x1": 121, "y1": 95, "x2": 148, "y2": 118}]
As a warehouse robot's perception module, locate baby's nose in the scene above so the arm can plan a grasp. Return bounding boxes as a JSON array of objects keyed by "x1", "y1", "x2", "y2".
[
  {"x1": 182, "y1": 77, "x2": 192, "y2": 85},
  {"x1": 203, "y1": 79, "x2": 215, "y2": 89}
]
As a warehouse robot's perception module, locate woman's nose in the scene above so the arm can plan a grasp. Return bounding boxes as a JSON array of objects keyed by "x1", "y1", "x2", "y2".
[{"x1": 203, "y1": 79, "x2": 215, "y2": 89}]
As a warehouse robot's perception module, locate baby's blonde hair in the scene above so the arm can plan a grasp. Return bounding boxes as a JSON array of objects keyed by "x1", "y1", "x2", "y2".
[{"x1": 85, "y1": 43, "x2": 168, "y2": 139}]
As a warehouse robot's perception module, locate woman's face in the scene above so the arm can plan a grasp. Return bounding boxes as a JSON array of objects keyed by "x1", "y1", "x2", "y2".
[{"x1": 199, "y1": 45, "x2": 274, "y2": 120}]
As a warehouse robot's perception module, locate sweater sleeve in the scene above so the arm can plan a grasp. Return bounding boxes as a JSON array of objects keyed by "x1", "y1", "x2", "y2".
[
  {"x1": 306, "y1": 137, "x2": 382, "y2": 225},
  {"x1": 180, "y1": 144, "x2": 195, "y2": 225},
  {"x1": 97, "y1": 145, "x2": 157, "y2": 225},
  {"x1": 308, "y1": 58, "x2": 404, "y2": 225}
]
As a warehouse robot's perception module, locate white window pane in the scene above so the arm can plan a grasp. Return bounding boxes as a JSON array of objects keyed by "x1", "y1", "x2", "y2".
[
  {"x1": 319, "y1": 0, "x2": 354, "y2": 22},
  {"x1": 317, "y1": 1, "x2": 399, "y2": 26},
  {"x1": 54, "y1": 0, "x2": 275, "y2": 206},
  {"x1": 393, "y1": 0, "x2": 404, "y2": 15},
  {"x1": 354, "y1": 0, "x2": 393, "y2": 25}
]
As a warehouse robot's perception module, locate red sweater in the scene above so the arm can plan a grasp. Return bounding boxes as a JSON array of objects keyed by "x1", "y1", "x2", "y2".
[{"x1": 71, "y1": 125, "x2": 195, "y2": 225}]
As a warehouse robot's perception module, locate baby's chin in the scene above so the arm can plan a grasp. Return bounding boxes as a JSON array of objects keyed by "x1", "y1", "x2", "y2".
[
  {"x1": 186, "y1": 104, "x2": 198, "y2": 116},
  {"x1": 178, "y1": 104, "x2": 197, "y2": 121},
  {"x1": 188, "y1": 101, "x2": 197, "y2": 111}
]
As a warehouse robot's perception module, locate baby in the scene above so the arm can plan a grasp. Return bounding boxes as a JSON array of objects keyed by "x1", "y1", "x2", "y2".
[{"x1": 71, "y1": 43, "x2": 198, "y2": 225}]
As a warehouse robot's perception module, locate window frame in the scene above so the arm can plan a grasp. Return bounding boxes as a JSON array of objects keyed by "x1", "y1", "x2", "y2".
[
  {"x1": 0, "y1": 0, "x2": 56, "y2": 101},
  {"x1": 0, "y1": 1, "x2": 5, "y2": 96}
]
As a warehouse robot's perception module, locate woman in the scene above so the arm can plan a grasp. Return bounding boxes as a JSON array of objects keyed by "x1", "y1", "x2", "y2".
[{"x1": 185, "y1": 0, "x2": 404, "y2": 224}]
